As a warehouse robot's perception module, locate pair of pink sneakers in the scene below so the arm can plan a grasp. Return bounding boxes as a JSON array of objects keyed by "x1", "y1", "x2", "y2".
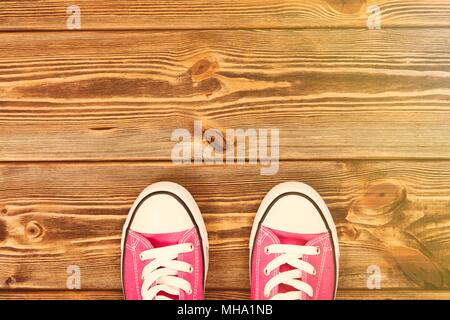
[{"x1": 121, "y1": 181, "x2": 339, "y2": 300}]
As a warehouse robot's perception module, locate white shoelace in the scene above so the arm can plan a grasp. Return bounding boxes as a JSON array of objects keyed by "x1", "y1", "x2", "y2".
[
  {"x1": 263, "y1": 244, "x2": 320, "y2": 300},
  {"x1": 140, "y1": 242, "x2": 194, "y2": 300}
]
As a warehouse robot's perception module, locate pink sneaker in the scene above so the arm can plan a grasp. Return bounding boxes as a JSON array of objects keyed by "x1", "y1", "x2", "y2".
[
  {"x1": 121, "y1": 182, "x2": 208, "y2": 300},
  {"x1": 249, "y1": 182, "x2": 339, "y2": 300}
]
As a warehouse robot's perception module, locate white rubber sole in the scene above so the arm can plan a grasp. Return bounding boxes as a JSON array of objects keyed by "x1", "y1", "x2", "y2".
[
  {"x1": 249, "y1": 181, "x2": 340, "y2": 298},
  {"x1": 120, "y1": 181, "x2": 209, "y2": 294}
]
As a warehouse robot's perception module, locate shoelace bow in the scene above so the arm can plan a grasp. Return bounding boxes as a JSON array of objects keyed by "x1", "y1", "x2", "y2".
[
  {"x1": 140, "y1": 242, "x2": 194, "y2": 300},
  {"x1": 263, "y1": 244, "x2": 320, "y2": 300}
]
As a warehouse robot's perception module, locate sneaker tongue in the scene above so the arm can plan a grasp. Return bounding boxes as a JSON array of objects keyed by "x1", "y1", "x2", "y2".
[
  {"x1": 269, "y1": 227, "x2": 322, "y2": 246},
  {"x1": 140, "y1": 229, "x2": 190, "y2": 248}
]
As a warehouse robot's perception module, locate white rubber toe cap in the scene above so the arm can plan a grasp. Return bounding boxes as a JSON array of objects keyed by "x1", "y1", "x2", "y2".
[
  {"x1": 130, "y1": 193, "x2": 194, "y2": 234},
  {"x1": 126, "y1": 181, "x2": 203, "y2": 235},
  {"x1": 261, "y1": 194, "x2": 328, "y2": 234},
  {"x1": 253, "y1": 182, "x2": 332, "y2": 235}
]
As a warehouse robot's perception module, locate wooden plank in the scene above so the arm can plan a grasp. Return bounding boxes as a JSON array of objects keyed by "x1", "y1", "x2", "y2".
[
  {"x1": 0, "y1": 161, "x2": 449, "y2": 291},
  {"x1": 1, "y1": 30, "x2": 450, "y2": 161},
  {"x1": 337, "y1": 289, "x2": 450, "y2": 300},
  {"x1": 0, "y1": 290, "x2": 123, "y2": 300},
  {"x1": 0, "y1": 289, "x2": 449, "y2": 300},
  {"x1": 209, "y1": 289, "x2": 450, "y2": 300},
  {"x1": 0, "y1": 1, "x2": 449, "y2": 30}
]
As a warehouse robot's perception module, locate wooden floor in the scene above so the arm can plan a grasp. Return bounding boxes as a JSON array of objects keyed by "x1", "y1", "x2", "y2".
[{"x1": 0, "y1": 0, "x2": 449, "y2": 300}]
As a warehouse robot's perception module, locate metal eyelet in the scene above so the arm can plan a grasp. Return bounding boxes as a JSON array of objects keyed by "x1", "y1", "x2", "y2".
[
  {"x1": 187, "y1": 288, "x2": 193, "y2": 295},
  {"x1": 316, "y1": 246, "x2": 321, "y2": 254},
  {"x1": 189, "y1": 243, "x2": 194, "y2": 251},
  {"x1": 312, "y1": 269, "x2": 317, "y2": 275},
  {"x1": 264, "y1": 268, "x2": 270, "y2": 276},
  {"x1": 264, "y1": 292, "x2": 270, "y2": 298},
  {"x1": 264, "y1": 247, "x2": 270, "y2": 255},
  {"x1": 188, "y1": 265, "x2": 194, "y2": 273}
]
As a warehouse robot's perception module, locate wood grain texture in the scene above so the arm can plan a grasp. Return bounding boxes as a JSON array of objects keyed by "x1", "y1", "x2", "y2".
[
  {"x1": 1, "y1": 29, "x2": 450, "y2": 161},
  {"x1": 1, "y1": 0, "x2": 449, "y2": 301},
  {"x1": 0, "y1": 289, "x2": 449, "y2": 300},
  {"x1": 0, "y1": 0, "x2": 449, "y2": 30},
  {"x1": 0, "y1": 161, "x2": 449, "y2": 292},
  {"x1": 208, "y1": 289, "x2": 450, "y2": 300},
  {"x1": 0, "y1": 290, "x2": 124, "y2": 300}
]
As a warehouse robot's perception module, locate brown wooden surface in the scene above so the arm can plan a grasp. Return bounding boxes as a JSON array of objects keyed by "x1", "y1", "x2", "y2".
[
  {"x1": 1, "y1": 289, "x2": 449, "y2": 300},
  {"x1": 0, "y1": 162, "x2": 449, "y2": 293},
  {"x1": 1, "y1": 29, "x2": 449, "y2": 161},
  {"x1": 0, "y1": 0, "x2": 449, "y2": 300},
  {"x1": 0, "y1": 0, "x2": 450, "y2": 30}
]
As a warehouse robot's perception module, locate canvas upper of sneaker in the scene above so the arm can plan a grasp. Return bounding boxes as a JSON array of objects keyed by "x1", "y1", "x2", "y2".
[
  {"x1": 121, "y1": 182, "x2": 208, "y2": 300},
  {"x1": 250, "y1": 182, "x2": 339, "y2": 300},
  {"x1": 123, "y1": 228, "x2": 204, "y2": 300}
]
